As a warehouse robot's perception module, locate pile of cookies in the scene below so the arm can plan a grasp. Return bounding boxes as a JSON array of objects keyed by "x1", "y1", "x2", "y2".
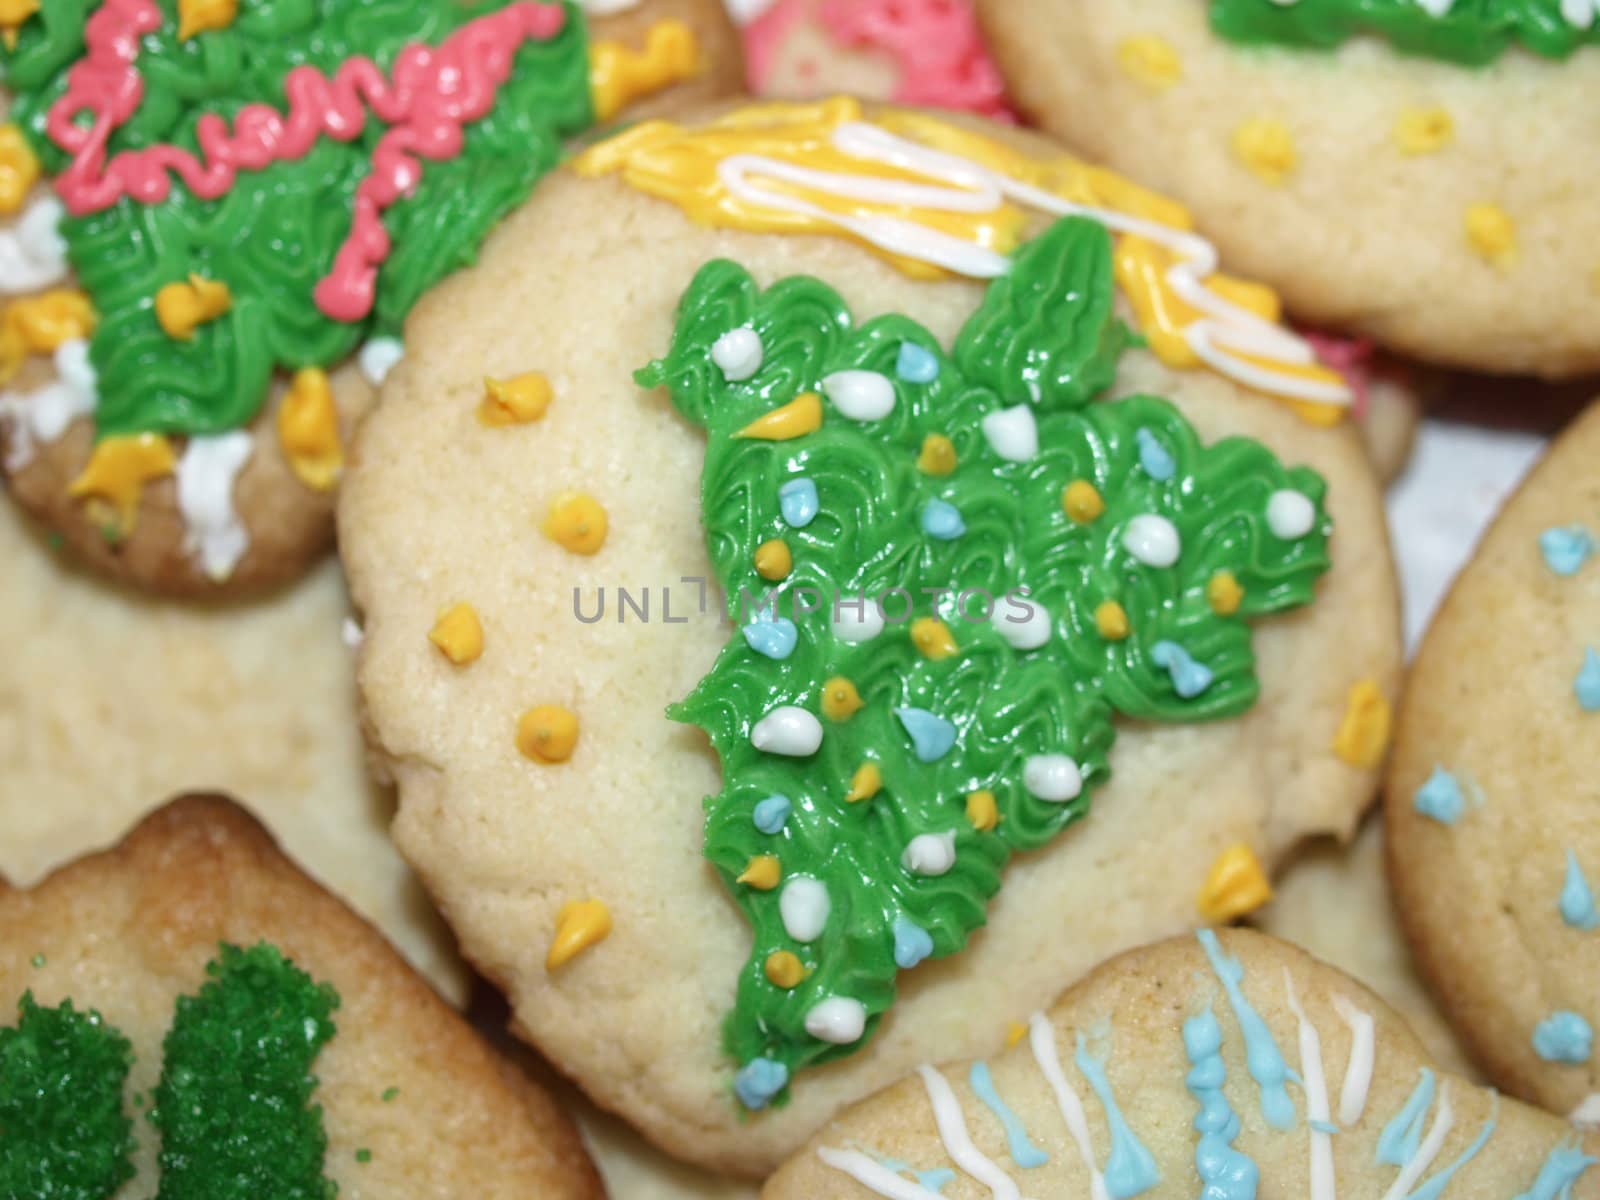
[{"x1": 0, "y1": 1, "x2": 1595, "y2": 1196}]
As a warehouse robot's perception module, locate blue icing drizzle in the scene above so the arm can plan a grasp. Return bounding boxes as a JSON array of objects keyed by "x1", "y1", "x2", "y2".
[
  {"x1": 1135, "y1": 427, "x2": 1176, "y2": 481},
  {"x1": 1376, "y1": 1069, "x2": 1435, "y2": 1166},
  {"x1": 1560, "y1": 851, "x2": 1600, "y2": 931},
  {"x1": 753, "y1": 794, "x2": 792, "y2": 835},
  {"x1": 895, "y1": 707, "x2": 957, "y2": 762},
  {"x1": 1196, "y1": 929, "x2": 1297, "y2": 1131},
  {"x1": 1182, "y1": 1007, "x2": 1259, "y2": 1200},
  {"x1": 896, "y1": 341, "x2": 940, "y2": 384},
  {"x1": 1576, "y1": 648, "x2": 1600, "y2": 712},
  {"x1": 1404, "y1": 1094, "x2": 1498, "y2": 1200},
  {"x1": 1413, "y1": 767, "x2": 1466, "y2": 825},
  {"x1": 734, "y1": 1057, "x2": 788, "y2": 1109},
  {"x1": 1532, "y1": 1012, "x2": 1593, "y2": 1064},
  {"x1": 921, "y1": 499, "x2": 967, "y2": 541},
  {"x1": 742, "y1": 613, "x2": 798, "y2": 660},
  {"x1": 1540, "y1": 526, "x2": 1595, "y2": 577},
  {"x1": 1514, "y1": 1142, "x2": 1599, "y2": 1200},
  {"x1": 1075, "y1": 1034, "x2": 1160, "y2": 1198},
  {"x1": 968, "y1": 1061, "x2": 1049, "y2": 1170},
  {"x1": 1151, "y1": 641, "x2": 1214, "y2": 698},
  {"x1": 893, "y1": 916, "x2": 934, "y2": 969},
  {"x1": 877, "y1": 1156, "x2": 955, "y2": 1194},
  {"x1": 779, "y1": 478, "x2": 819, "y2": 528},
  {"x1": 1310, "y1": 1119, "x2": 1339, "y2": 1135}
]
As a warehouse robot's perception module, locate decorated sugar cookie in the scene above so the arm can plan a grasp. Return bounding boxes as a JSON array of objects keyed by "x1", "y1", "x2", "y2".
[
  {"x1": 0, "y1": 0, "x2": 739, "y2": 596},
  {"x1": 339, "y1": 100, "x2": 1402, "y2": 1174},
  {"x1": 1387, "y1": 399, "x2": 1600, "y2": 1125},
  {"x1": 0, "y1": 795, "x2": 603, "y2": 1197},
  {"x1": 766, "y1": 929, "x2": 1599, "y2": 1199},
  {"x1": 976, "y1": 0, "x2": 1600, "y2": 377}
]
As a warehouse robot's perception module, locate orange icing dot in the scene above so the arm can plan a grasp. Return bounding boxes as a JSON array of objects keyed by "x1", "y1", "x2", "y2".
[
  {"x1": 542, "y1": 491, "x2": 609, "y2": 555},
  {"x1": 735, "y1": 391, "x2": 823, "y2": 441},
  {"x1": 276, "y1": 366, "x2": 344, "y2": 492},
  {"x1": 911, "y1": 617, "x2": 958, "y2": 661},
  {"x1": 737, "y1": 855, "x2": 782, "y2": 891},
  {"x1": 1197, "y1": 843, "x2": 1272, "y2": 922},
  {"x1": 589, "y1": 20, "x2": 701, "y2": 123},
  {"x1": 1393, "y1": 107, "x2": 1454, "y2": 156},
  {"x1": 517, "y1": 704, "x2": 580, "y2": 764},
  {"x1": 917, "y1": 433, "x2": 958, "y2": 476},
  {"x1": 1095, "y1": 600, "x2": 1129, "y2": 641},
  {"x1": 0, "y1": 289, "x2": 96, "y2": 385},
  {"x1": 1231, "y1": 117, "x2": 1297, "y2": 185},
  {"x1": 1333, "y1": 679, "x2": 1392, "y2": 770},
  {"x1": 429, "y1": 603, "x2": 484, "y2": 666},
  {"x1": 765, "y1": 950, "x2": 806, "y2": 989},
  {"x1": 1062, "y1": 479, "x2": 1104, "y2": 523},
  {"x1": 1208, "y1": 571, "x2": 1244, "y2": 616},
  {"x1": 0, "y1": 0, "x2": 37, "y2": 51},
  {"x1": 68, "y1": 433, "x2": 176, "y2": 537},
  {"x1": 845, "y1": 762, "x2": 882, "y2": 803},
  {"x1": 1465, "y1": 202, "x2": 1516, "y2": 267},
  {"x1": 1117, "y1": 35, "x2": 1183, "y2": 90},
  {"x1": 154, "y1": 273, "x2": 232, "y2": 341},
  {"x1": 966, "y1": 789, "x2": 999, "y2": 832},
  {"x1": 546, "y1": 899, "x2": 611, "y2": 970},
  {"x1": 821, "y1": 676, "x2": 864, "y2": 721},
  {"x1": 177, "y1": 0, "x2": 237, "y2": 40},
  {"x1": 755, "y1": 538, "x2": 793, "y2": 580},
  {"x1": 479, "y1": 371, "x2": 554, "y2": 426},
  {"x1": 0, "y1": 122, "x2": 39, "y2": 214}
]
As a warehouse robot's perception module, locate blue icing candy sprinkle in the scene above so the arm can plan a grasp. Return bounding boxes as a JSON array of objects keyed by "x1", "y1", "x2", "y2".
[
  {"x1": 1183, "y1": 1008, "x2": 1259, "y2": 1200},
  {"x1": 1540, "y1": 526, "x2": 1595, "y2": 577},
  {"x1": 896, "y1": 341, "x2": 940, "y2": 384},
  {"x1": 968, "y1": 1061, "x2": 1049, "y2": 1170},
  {"x1": 1196, "y1": 929, "x2": 1297, "y2": 1130},
  {"x1": 1560, "y1": 851, "x2": 1600, "y2": 931},
  {"x1": 1075, "y1": 1035, "x2": 1160, "y2": 1198},
  {"x1": 895, "y1": 707, "x2": 957, "y2": 763},
  {"x1": 1151, "y1": 641, "x2": 1214, "y2": 698},
  {"x1": 742, "y1": 614, "x2": 798, "y2": 660},
  {"x1": 1135, "y1": 427, "x2": 1176, "y2": 481},
  {"x1": 1513, "y1": 1143, "x2": 1599, "y2": 1200},
  {"x1": 1576, "y1": 648, "x2": 1600, "y2": 712},
  {"x1": 1413, "y1": 766, "x2": 1466, "y2": 825},
  {"x1": 753, "y1": 794, "x2": 792, "y2": 835},
  {"x1": 893, "y1": 916, "x2": 934, "y2": 969},
  {"x1": 779, "y1": 478, "x2": 819, "y2": 528},
  {"x1": 734, "y1": 1057, "x2": 789, "y2": 1110},
  {"x1": 1533, "y1": 1012, "x2": 1594, "y2": 1064},
  {"x1": 921, "y1": 499, "x2": 966, "y2": 541},
  {"x1": 1377, "y1": 1069, "x2": 1435, "y2": 1166}
]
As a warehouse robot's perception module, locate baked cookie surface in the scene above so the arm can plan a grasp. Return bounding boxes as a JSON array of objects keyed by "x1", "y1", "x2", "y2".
[
  {"x1": 1387, "y1": 398, "x2": 1600, "y2": 1124},
  {"x1": 0, "y1": 795, "x2": 603, "y2": 1198},
  {"x1": 976, "y1": 0, "x2": 1600, "y2": 378}
]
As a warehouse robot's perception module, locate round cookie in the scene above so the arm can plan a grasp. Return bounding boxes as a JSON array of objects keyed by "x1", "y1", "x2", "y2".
[
  {"x1": 1387, "y1": 398, "x2": 1600, "y2": 1123},
  {"x1": 0, "y1": 795, "x2": 603, "y2": 1198},
  {"x1": 766, "y1": 929, "x2": 1599, "y2": 1199},
  {"x1": 340, "y1": 100, "x2": 1403, "y2": 1175},
  {"x1": 976, "y1": 0, "x2": 1600, "y2": 378},
  {"x1": 0, "y1": 0, "x2": 737, "y2": 597}
]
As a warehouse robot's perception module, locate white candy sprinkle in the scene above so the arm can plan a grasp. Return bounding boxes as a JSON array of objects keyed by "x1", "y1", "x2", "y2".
[
  {"x1": 822, "y1": 370, "x2": 896, "y2": 421},
  {"x1": 805, "y1": 997, "x2": 868, "y2": 1045},
  {"x1": 990, "y1": 591, "x2": 1052, "y2": 651},
  {"x1": 341, "y1": 617, "x2": 366, "y2": 650},
  {"x1": 780, "y1": 877, "x2": 831, "y2": 942},
  {"x1": 1570, "y1": 1093, "x2": 1600, "y2": 1128},
  {"x1": 981, "y1": 405, "x2": 1039, "y2": 462},
  {"x1": 712, "y1": 328, "x2": 764, "y2": 382},
  {"x1": 902, "y1": 831, "x2": 958, "y2": 877},
  {"x1": 1562, "y1": 0, "x2": 1596, "y2": 29},
  {"x1": 1123, "y1": 514, "x2": 1181, "y2": 568},
  {"x1": 1024, "y1": 755, "x2": 1084, "y2": 803},
  {"x1": 751, "y1": 706, "x2": 823, "y2": 756},
  {"x1": 831, "y1": 601, "x2": 886, "y2": 643},
  {"x1": 358, "y1": 337, "x2": 405, "y2": 386},
  {"x1": 1266, "y1": 489, "x2": 1316, "y2": 540}
]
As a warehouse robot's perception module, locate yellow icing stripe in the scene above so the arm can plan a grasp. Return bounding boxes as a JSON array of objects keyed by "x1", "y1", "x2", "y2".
[
  {"x1": 1197, "y1": 843, "x2": 1273, "y2": 922},
  {"x1": 155, "y1": 274, "x2": 232, "y2": 341},
  {"x1": 177, "y1": 0, "x2": 236, "y2": 41},
  {"x1": 0, "y1": 122, "x2": 40, "y2": 214},
  {"x1": 0, "y1": 289, "x2": 95, "y2": 384},
  {"x1": 276, "y1": 366, "x2": 344, "y2": 492},
  {"x1": 589, "y1": 19, "x2": 701, "y2": 123},
  {"x1": 69, "y1": 433, "x2": 176, "y2": 536}
]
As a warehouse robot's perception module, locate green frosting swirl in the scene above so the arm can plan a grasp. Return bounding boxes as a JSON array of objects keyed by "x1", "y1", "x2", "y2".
[
  {"x1": 2, "y1": 0, "x2": 595, "y2": 439},
  {"x1": 635, "y1": 216, "x2": 1333, "y2": 1106},
  {"x1": 1209, "y1": 0, "x2": 1600, "y2": 64}
]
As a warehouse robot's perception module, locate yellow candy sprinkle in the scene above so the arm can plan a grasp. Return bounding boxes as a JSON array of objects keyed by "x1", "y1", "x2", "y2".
[
  {"x1": 1197, "y1": 843, "x2": 1273, "y2": 923},
  {"x1": 68, "y1": 433, "x2": 176, "y2": 537},
  {"x1": 1333, "y1": 679, "x2": 1392, "y2": 770},
  {"x1": 1208, "y1": 571, "x2": 1244, "y2": 616},
  {"x1": 917, "y1": 433, "x2": 957, "y2": 476},
  {"x1": 737, "y1": 855, "x2": 782, "y2": 891},
  {"x1": 589, "y1": 19, "x2": 701, "y2": 123},
  {"x1": 1231, "y1": 117, "x2": 1297, "y2": 186},
  {"x1": 428, "y1": 603, "x2": 484, "y2": 666},
  {"x1": 1393, "y1": 106, "x2": 1454, "y2": 156},
  {"x1": 911, "y1": 617, "x2": 959, "y2": 661},
  {"x1": 1117, "y1": 35, "x2": 1182, "y2": 90},
  {"x1": 154, "y1": 273, "x2": 232, "y2": 341},
  {"x1": 546, "y1": 899, "x2": 611, "y2": 970},
  {"x1": 765, "y1": 950, "x2": 806, "y2": 989},
  {"x1": 821, "y1": 676, "x2": 864, "y2": 722},
  {"x1": 479, "y1": 371, "x2": 554, "y2": 426},
  {"x1": 0, "y1": 289, "x2": 96, "y2": 385},
  {"x1": 1464, "y1": 202, "x2": 1516, "y2": 267},
  {"x1": 0, "y1": 123, "x2": 39, "y2": 215},
  {"x1": 277, "y1": 366, "x2": 344, "y2": 492},
  {"x1": 1062, "y1": 480, "x2": 1104, "y2": 524},
  {"x1": 845, "y1": 762, "x2": 882, "y2": 803},
  {"x1": 0, "y1": 0, "x2": 38, "y2": 51},
  {"x1": 517, "y1": 704, "x2": 580, "y2": 764},
  {"x1": 1095, "y1": 600, "x2": 1129, "y2": 641},
  {"x1": 966, "y1": 790, "x2": 999, "y2": 833},
  {"x1": 754, "y1": 538, "x2": 793, "y2": 581},
  {"x1": 542, "y1": 491, "x2": 608, "y2": 555},
  {"x1": 1005, "y1": 1021, "x2": 1029, "y2": 1049},
  {"x1": 736, "y1": 392, "x2": 823, "y2": 441}
]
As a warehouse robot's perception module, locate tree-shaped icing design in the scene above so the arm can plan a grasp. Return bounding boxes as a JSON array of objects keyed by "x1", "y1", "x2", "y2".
[
  {"x1": 636, "y1": 216, "x2": 1334, "y2": 1110},
  {"x1": 0, "y1": 943, "x2": 339, "y2": 1199}
]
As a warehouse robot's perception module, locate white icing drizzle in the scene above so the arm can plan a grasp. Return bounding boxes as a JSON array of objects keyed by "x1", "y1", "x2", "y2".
[
  {"x1": 1284, "y1": 970, "x2": 1338, "y2": 1200},
  {"x1": 1332, "y1": 994, "x2": 1376, "y2": 1127},
  {"x1": 341, "y1": 616, "x2": 366, "y2": 650},
  {"x1": 176, "y1": 431, "x2": 254, "y2": 581},
  {"x1": 578, "y1": 0, "x2": 642, "y2": 11},
  {"x1": 1572, "y1": 1092, "x2": 1600, "y2": 1128},
  {"x1": 1380, "y1": 1084, "x2": 1455, "y2": 1200},
  {"x1": 716, "y1": 121, "x2": 1350, "y2": 407},
  {"x1": 0, "y1": 337, "x2": 97, "y2": 470},
  {"x1": 917, "y1": 1064, "x2": 1028, "y2": 1200},
  {"x1": 0, "y1": 194, "x2": 70, "y2": 294},
  {"x1": 816, "y1": 1148, "x2": 947, "y2": 1200},
  {"x1": 1028, "y1": 1013, "x2": 1111, "y2": 1200}
]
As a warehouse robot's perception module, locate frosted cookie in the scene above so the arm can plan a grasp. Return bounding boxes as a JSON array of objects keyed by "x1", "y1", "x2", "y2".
[
  {"x1": 766, "y1": 929, "x2": 1599, "y2": 1199},
  {"x1": 340, "y1": 99, "x2": 1403, "y2": 1174},
  {"x1": 0, "y1": 795, "x2": 602, "y2": 1198},
  {"x1": 976, "y1": 0, "x2": 1600, "y2": 377},
  {"x1": 1387, "y1": 398, "x2": 1600, "y2": 1123},
  {"x1": 0, "y1": 0, "x2": 736, "y2": 597}
]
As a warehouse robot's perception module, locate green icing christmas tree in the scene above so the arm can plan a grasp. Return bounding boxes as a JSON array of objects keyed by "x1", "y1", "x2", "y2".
[{"x1": 637, "y1": 216, "x2": 1334, "y2": 1109}]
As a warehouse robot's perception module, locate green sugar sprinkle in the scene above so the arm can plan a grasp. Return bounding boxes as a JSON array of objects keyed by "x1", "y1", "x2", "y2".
[
  {"x1": 28, "y1": 953, "x2": 44, "y2": 968},
  {"x1": 355, "y1": 1149, "x2": 373, "y2": 1164},
  {"x1": 382, "y1": 1086, "x2": 400, "y2": 1102}
]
